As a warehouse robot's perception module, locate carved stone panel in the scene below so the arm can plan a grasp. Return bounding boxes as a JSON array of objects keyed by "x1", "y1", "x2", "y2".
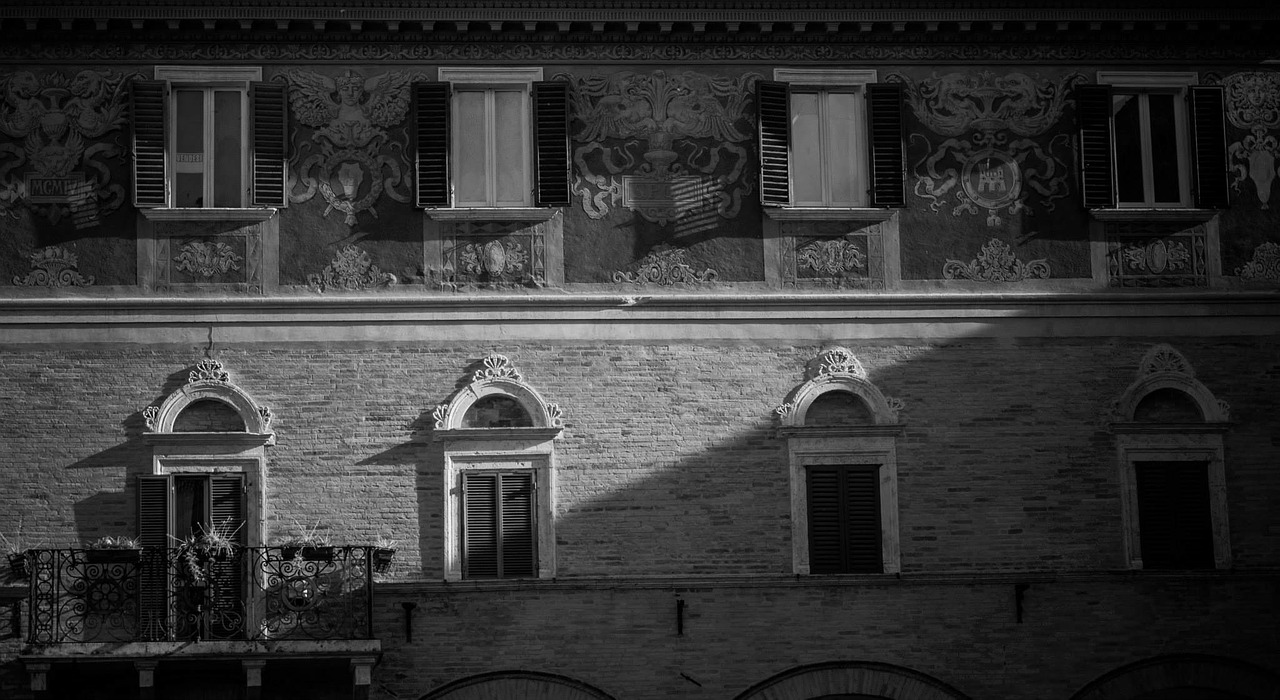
[
  {"x1": 1105, "y1": 221, "x2": 1208, "y2": 288},
  {"x1": 782, "y1": 221, "x2": 885, "y2": 289},
  {"x1": 443, "y1": 221, "x2": 546, "y2": 288},
  {"x1": 142, "y1": 212, "x2": 273, "y2": 294}
]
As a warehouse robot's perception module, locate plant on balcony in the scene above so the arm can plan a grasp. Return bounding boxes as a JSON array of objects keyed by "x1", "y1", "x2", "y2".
[
  {"x1": 84, "y1": 535, "x2": 142, "y2": 563},
  {"x1": 372, "y1": 536, "x2": 397, "y2": 573},
  {"x1": 277, "y1": 521, "x2": 333, "y2": 561},
  {"x1": 174, "y1": 519, "x2": 242, "y2": 587},
  {"x1": 1, "y1": 524, "x2": 34, "y2": 580}
]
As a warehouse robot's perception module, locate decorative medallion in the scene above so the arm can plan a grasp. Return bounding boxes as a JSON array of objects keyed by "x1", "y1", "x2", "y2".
[
  {"x1": 307, "y1": 244, "x2": 396, "y2": 293},
  {"x1": 458, "y1": 240, "x2": 528, "y2": 277},
  {"x1": 443, "y1": 221, "x2": 546, "y2": 288},
  {"x1": 613, "y1": 247, "x2": 718, "y2": 285},
  {"x1": 1104, "y1": 221, "x2": 1207, "y2": 288},
  {"x1": 0, "y1": 69, "x2": 136, "y2": 227},
  {"x1": 1236, "y1": 241, "x2": 1280, "y2": 282},
  {"x1": 558, "y1": 70, "x2": 760, "y2": 232},
  {"x1": 812, "y1": 346, "x2": 867, "y2": 380},
  {"x1": 12, "y1": 245, "x2": 94, "y2": 287},
  {"x1": 943, "y1": 238, "x2": 1050, "y2": 282},
  {"x1": 1137, "y1": 344, "x2": 1194, "y2": 378},
  {"x1": 189, "y1": 358, "x2": 230, "y2": 384},
  {"x1": 283, "y1": 69, "x2": 423, "y2": 225},
  {"x1": 1222, "y1": 71, "x2": 1280, "y2": 209},
  {"x1": 891, "y1": 71, "x2": 1084, "y2": 226},
  {"x1": 474, "y1": 354, "x2": 522, "y2": 383},
  {"x1": 173, "y1": 241, "x2": 242, "y2": 279}
]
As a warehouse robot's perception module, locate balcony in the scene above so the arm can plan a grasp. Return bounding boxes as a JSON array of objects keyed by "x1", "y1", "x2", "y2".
[{"x1": 24, "y1": 546, "x2": 377, "y2": 645}]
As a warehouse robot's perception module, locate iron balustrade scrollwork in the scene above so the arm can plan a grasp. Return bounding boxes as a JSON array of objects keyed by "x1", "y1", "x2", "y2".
[{"x1": 27, "y1": 547, "x2": 374, "y2": 644}]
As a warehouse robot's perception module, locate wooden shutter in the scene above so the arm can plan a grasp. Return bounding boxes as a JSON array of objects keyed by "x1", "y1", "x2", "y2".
[
  {"x1": 807, "y1": 466, "x2": 882, "y2": 574},
  {"x1": 414, "y1": 81, "x2": 451, "y2": 207},
  {"x1": 130, "y1": 79, "x2": 168, "y2": 208},
  {"x1": 1075, "y1": 84, "x2": 1116, "y2": 209},
  {"x1": 463, "y1": 471, "x2": 536, "y2": 579},
  {"x1": 137, "y1": 475, "x2": 172, "y2": 641},
  {"x1": 532, "y1": 80, "x2": 571, "y2": 207},
  {"x1": 757, "y1": 80, "x2": 791, "y2": 206},
  {"x1": 1189, "y1": 86, "x2": 1229, "y2": 209},
  {"x1": 207, "y1": 474, "x2": 245, "y2": 637},
  {"x1": 866, "y1": 82, "x2": 906, "y2": 207},
  {"x1": 1135, "y1": 461, "x2": 1214, "y2": 569},
  {"x1": 250, "y1": 81, "x2": 288, "y2": 207}
]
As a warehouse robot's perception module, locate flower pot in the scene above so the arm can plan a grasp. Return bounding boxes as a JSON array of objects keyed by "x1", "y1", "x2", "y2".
[
  {"x1": 7, "y1": 552, "x2": 29, "y2": 578},
  {"x1": 372, "y1": 547, "x2": 395, "y2": 573},
  {"x1": 282, "y1": 546, "x2": 333, "y2": 562}
]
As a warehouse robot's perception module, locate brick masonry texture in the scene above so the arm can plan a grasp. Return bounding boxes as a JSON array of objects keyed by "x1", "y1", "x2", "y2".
[{"x1": 0, "y1": 336, "x2": 1277, "y2": 698}]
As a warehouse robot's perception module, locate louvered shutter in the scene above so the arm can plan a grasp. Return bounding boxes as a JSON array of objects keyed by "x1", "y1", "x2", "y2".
[
  {"x1": 250, "y1": 81, "x2": 288, "y2": 207},
  {"x1": 1135, "y1": 461, "x2": 1213, "y2": 569},
  {"x1": 414, "y1": 82, "x2": 451, "y2": 207},
  {"x1": 532, "y1": 81, "x2": 571, "y2": 207},
  {"x1": 807, "y1": 466, "x2": 882, "y2": 574},
  {"x1": 866, "y1": 83, "x2": 906, "y2": 207},
  {"x1": 1189, "y1": 86, "x2": 1229, "y2": 209},
  {"x1": 499, "y1": 472, "x2": 536, "y2": 578},
  {"x1": 463, "y1": 472, "x2": 499, "y2": 578},
  {"x1": 757, "y1": 80, "x2": 791, "y2": 206},
  {"x1": 130, "y1": 79, "x2": 168, "y2": 208},
  {"x1": 137, "y1": 475, "x2": 172, "y2": 641},
  {"x1": 1075, "y1": 84, "x2": 1116, "y2": 209},
  {"x1": 207, "y1": 474, "x2": 245, "y2": 637}
]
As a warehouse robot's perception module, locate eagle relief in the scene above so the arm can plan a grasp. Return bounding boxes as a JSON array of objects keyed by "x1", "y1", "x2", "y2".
[{"x1": 281, "y1": 68, "x2": 424, "y2": 226}]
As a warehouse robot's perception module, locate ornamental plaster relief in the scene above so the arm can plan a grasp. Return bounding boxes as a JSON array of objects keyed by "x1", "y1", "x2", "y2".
[
  {"x1": 143, "y1": 359, "x2": 274, "y2": 436},
  {"x1": 308, "y1": 244, "x2": 396, "y2": 293},
  {"x1": 282, "y1": 68, "x2": 424, "y2": 226},
  {"x1": 12, "y1": 245, "x2": 94, "y2": 287},
  {"x1": 432, "y1": 354, "x2": 564, "y2": 433},
  {"x1": 942, "y1": 238, "x2": 1048, "y2": 282},
  {"x1": 775, "y1": 347, "x2": 904, "y2": 427},
  {"x1": 1104, "y1": 344, "x2": 1230, "y2": 426},
  {"x1": 1222, "y1": 71, "x2": 1280, "y2": 210}
]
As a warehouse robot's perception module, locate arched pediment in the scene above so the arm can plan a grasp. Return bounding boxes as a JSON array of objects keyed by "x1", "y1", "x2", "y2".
[
  {"x1": 776, "y1": 347, "x2": 903, "y2": 428},
  {"x1": 143, "y1": 359, "x2": 274, "y2": 439},
  {"x1": 735, "y1": 661, "x2": 972, "y2": 700},
  {"x1": 433, "y1": 354, "x2": 564, "y2": 435},
  {"x1": 1070, "y1": 654, "x2": 1279, "y2": 700},
  {"x1": 1110, "y1": 344, "x2": 1230, "y2": 425},
  {"x1": 420, "y1": 671, "x2": 616, "y2": 700}
]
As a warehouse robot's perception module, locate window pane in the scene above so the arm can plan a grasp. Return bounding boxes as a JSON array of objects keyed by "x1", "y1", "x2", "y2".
[
  {"x1": 1112, "y1": 93, "x2": 1145, "y2": 204},
  {"x1": 454, "y1": 91, "x2": 487, "y2": 205},
  {"x1": 825, "y1": 92, "x2": 859, "y2": 205},
  {"x1": 213, "y1": 90, "x2": 242, "y2": 207},
  {"x1": 175, "y1": 90, "x2": 205, "y2": 207},
  {"x1": 1147, "y1": 93, "x2": 1182, "y2": 203},
  {"x1": 790, "y1": 92, "x2": 822, "y2": 204},
  {"x1": 493, "y1": 89, "x2": 525, "y2": 205}
]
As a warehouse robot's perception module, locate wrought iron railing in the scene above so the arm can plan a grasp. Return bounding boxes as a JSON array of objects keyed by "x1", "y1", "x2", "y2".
[{"x1": 26, "y1": 546, "x2": 374, "y2": 644}]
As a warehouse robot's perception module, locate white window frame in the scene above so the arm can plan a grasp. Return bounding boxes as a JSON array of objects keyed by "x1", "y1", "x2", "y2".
[
  {"x1": 154, "y1": 67, "x2": 259, "y2": 209},
  {"x1": 1097, "y1": 71, "x2": 1197, "y2": 209},
  {"x1": 443, "y1": 452, "x2": 555, "y2": 581},
  {"x1": 439, "y1": 67, "x2": 542, "y2": 208},
  {"x1": 774, "y1": 69, "x2": 876, "y2": 209}
]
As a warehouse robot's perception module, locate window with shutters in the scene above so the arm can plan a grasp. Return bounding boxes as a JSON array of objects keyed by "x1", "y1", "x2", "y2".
[
  {"x1": 462, "y1": 470, "x2": 537, "y2": 579},
  {"x1": 1109, "y1": 345, "x2": 1231, "y2": 570},
  {"x1": 415, "y1": 68, "x2": 571, "y2": 210},
  {"x1": 1079, "y1": 73, "x2": 1229, "y2": 210},
  {"x1": 758, "y1": 70, "x2": 905, "y2": 209},
  {"x1": 777, "y1": 348, "x2": 904, "y2": 575},
  {"x1": 132, "y1": 67, "x2": 287, "y2": 209}
]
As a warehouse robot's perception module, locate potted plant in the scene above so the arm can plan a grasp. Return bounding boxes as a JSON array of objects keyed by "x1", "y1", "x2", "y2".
[
  {"x1": 174, "y1": 519, "x2": 242, "y2": 587},
  {"x1": 1, "y1": 526, "x2": 33, "y2": 579},
  {"x1": 84, "y1": 535, "x2": 142, "y2": 563},
  {"x1": 277, "y1": 522, "x2": 333, "y2": 561},
  {"x1": 371, "y1": 537, "x2": 397, "y2": 573}
]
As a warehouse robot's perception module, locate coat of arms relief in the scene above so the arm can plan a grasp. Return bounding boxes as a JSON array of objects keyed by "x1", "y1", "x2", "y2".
[
  {"x1": 0, "y1": 69, "x2": 135, "y2": 227},
  {"x1": 282, "y1": 69, "x2": 424, "y2": 226},
  {"x1": 558, "y1": 70, "x2": 761, "y2": 236},
  {"x1": 891, "y1": 71, "x2": 1084, "y2": 228}
]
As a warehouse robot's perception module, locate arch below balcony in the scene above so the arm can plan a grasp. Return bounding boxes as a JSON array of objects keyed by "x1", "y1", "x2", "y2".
[{"x1": 735, "y1": 661, "x2": 972, "y2": 700}]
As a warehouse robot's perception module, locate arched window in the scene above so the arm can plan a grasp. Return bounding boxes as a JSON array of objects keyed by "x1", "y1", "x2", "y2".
[
  {"x1": 432, "y1": 354, "x2": 563, "y2": 581},
  {"x1": 776, "y1": 347, "x2": 904, "y2": 575},
  {"x1": 1106, "y1": 345, "x2": 1231, "y2": 570}
]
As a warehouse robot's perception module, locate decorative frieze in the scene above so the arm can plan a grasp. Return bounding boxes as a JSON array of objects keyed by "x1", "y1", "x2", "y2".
[
  {"x1": 1104, "y1": 221, "x2": 1208, "y2": 288},
  {"x1": 613, "y1": 247, "x2": 717, "y2": 286},
  {"x1": 12, "y1": 245, "x2": 94, "y2": 287},
  {"x1": 307, "y1": 245, "x2": 395, "y2": 293},
  {"x1": 943, "y1": 238, "x2": 1049, "y2": 282}
]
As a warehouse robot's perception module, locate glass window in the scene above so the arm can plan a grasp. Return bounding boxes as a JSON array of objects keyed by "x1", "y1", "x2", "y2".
[
  {"x1": 1111, "y1": 89, "x2": 1190, "y2": 207},
  {"x1": 791, "y1": 89, "x2": 864, "y2": 207},
  {"x1": 172, "y1": 87, "x2": 246, "y2": 208},
  {"x1": 453, "y1": 87, "x2": 530, "y2": 207}
]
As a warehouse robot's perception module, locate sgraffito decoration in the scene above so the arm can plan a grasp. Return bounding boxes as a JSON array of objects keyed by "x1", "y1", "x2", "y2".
[
  {"x1": 282, "y1": 69, "x2": 423, "y2": 226},
  {"x1": 1222, "y1": 71, "x2": 1280, "y2": 209},
  {"x1": 613, "y1": 246, "x2": 718, "y2": 285},
  {"x1": 1104, "y1": 221, "x2": 1207, "y2": 288},
  {"x1": 0, "y1": 70, "x2": 134, "y2": 227},
  {"x1": 557, "y1": 70, "x2": 760, "y2": 234},
  {"x1": 443, "y1": 221, "x2": 547, "y2": 288},
  {"x1": 173, "y1": 241, "x2": 242, "y2": 279},
  {"x1": 891, "y1": 71, "x2": 1083, "y2": 226},
  {"x1": 12, "y1": 245, "x2": 94, "y2": 287},
  {"x1": 307, "y1": 244, "x2": 396, "y2": 293},
  {"x1": 1236, "y1": 241, "x2": 1280, "y2": 282},
  {"x1": 943, "y1": 238, "x2": 1049, "y2": 282},
  {"x1": 782, "y1": 220, "x2": 885, "y2": 289}
]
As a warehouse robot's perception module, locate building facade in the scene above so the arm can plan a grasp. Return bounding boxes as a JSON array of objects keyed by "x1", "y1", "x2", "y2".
[{"x1": 0, "y1": 2, "x2": 1278, "y2": 699}]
